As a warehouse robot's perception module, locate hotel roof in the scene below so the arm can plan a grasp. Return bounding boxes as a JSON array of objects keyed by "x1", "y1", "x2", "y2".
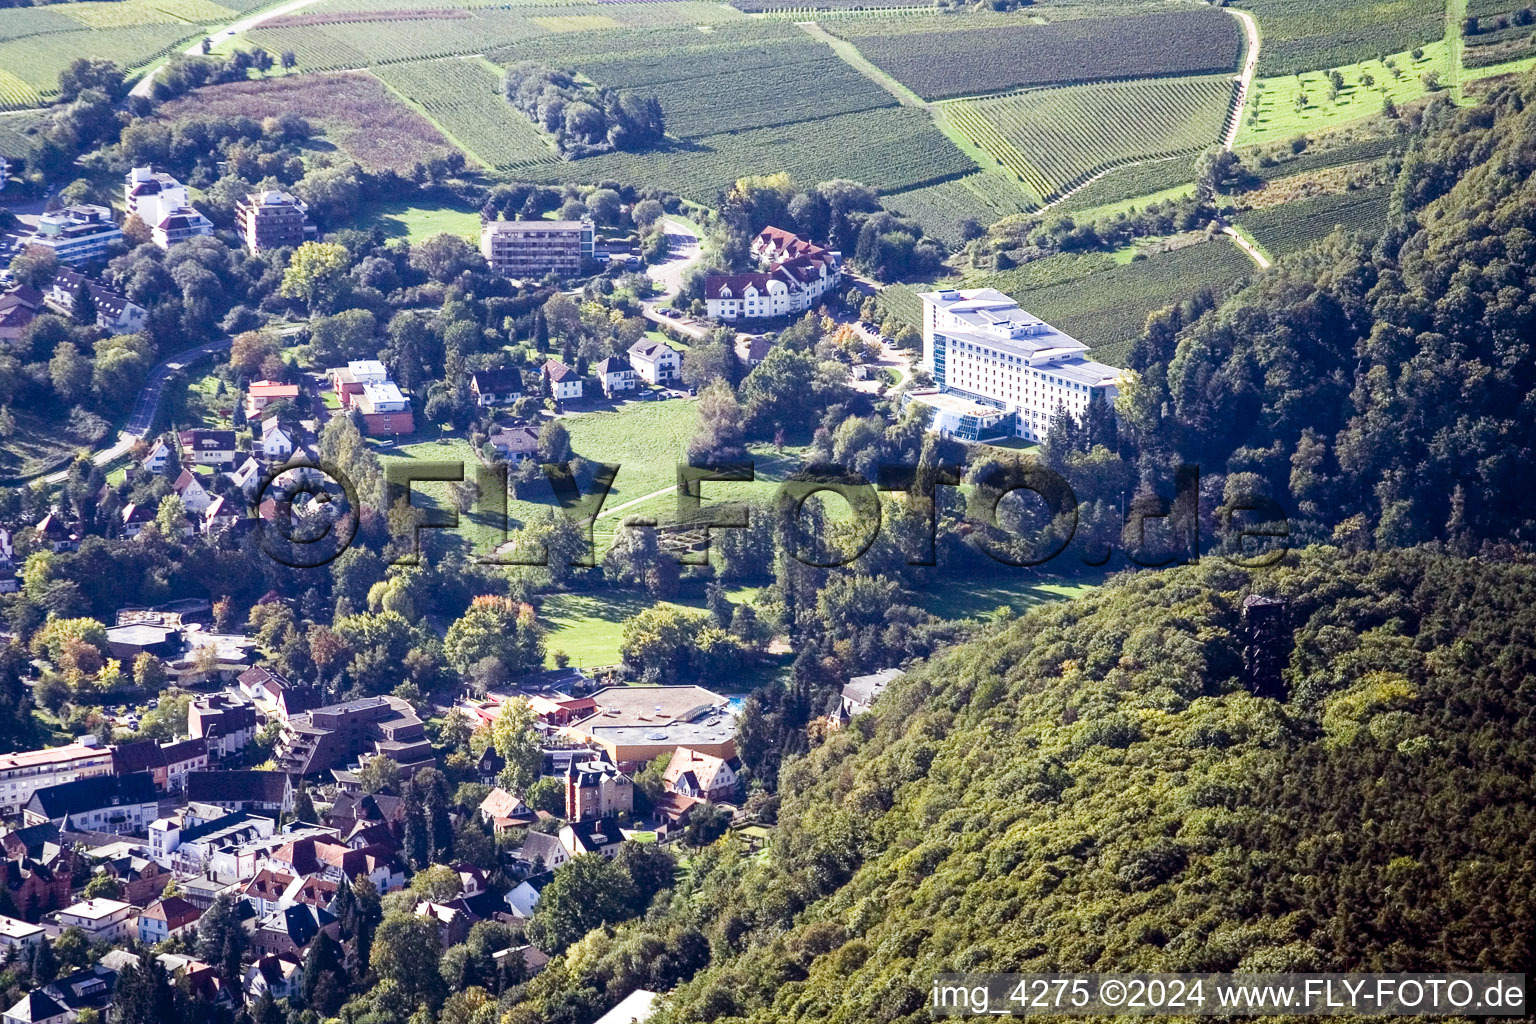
[{"x1": 920, "y1": 287, "x2": 1122, "y2": 387}]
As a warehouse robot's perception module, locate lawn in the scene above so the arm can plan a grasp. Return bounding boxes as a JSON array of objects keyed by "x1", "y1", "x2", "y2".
[
  {"x1": 537, "y1": 583, "x2": 762, "y2": 671},
  {"x1": 1237, "y1": 41, "x2": 1449, "y2": 146},
  {"x1": 362, "y1": 199, "x2": 481, "y2": 244}
]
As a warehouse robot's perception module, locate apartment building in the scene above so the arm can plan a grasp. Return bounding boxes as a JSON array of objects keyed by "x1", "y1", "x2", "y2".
[
  {"x1": 57, "y1": 899, "x2": 133, "y2": 943},
  {"x1": 915, "y1": 287, "x2": 1121, "y2": 443},
  {"x1": 626, "y1": 338, "x2": 682, "y2": 384},
  {"x1": 706, "y1": 226, "x2": 841, "y2": 321},
  {"x1": 564, "y1": 757, "x2": 633, "y2": 822},
  {"x1": 235, "y1": 190, "x2": 316, "y2": 252},
  {"x1": 0, "y1": 741, "x2": 114, "y2": 817},
  {"x1": 329, "y1": 360, "x2": 414, "y2": 435},
  {"x1": 27, "y1": 205, "x2": 123, "y2": 265},
  {"x1": 480, "y1": 218, "x2": 593, "y2": 278},
  {"x1": 275, "y1": 696, "x2": 432, "y2": 777},
  {"x1": 22, "y1": 773, "x2": 159, "y2": 834},
  {"x1": 124, "y1": 167, "x2": 213, "y2": 249}
]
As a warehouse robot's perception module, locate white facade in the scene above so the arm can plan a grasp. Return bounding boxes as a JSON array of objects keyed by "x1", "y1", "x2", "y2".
[
  {"x1": 627, "y1": 339, "x2": 681, "y2": 384},
  {"x1": 29, "y1": 205, "x2": 122, "y2": 264},
  {"x1": 0, "y1": 742, "x2": 112, "y2": 817},
  {"x1": 919, "y1": 288, "x2": 1121, "y2": 442},
  {"x1": 57, "y1": 899, "x2": 133, "y2": 943},
  {"x1": 0, "y1": 916, "x2": 43, "y2": 951},
  {"x1": 260, "y1": 420, "x2": 295, "y2": 461}
]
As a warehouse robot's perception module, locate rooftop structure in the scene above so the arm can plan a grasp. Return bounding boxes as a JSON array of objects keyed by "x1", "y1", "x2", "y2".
[
  {"x1": 235, "y1": 190, "x2": 315, "y2": 252},
  {"x1": 28, "y1": 205, "x2": 123, "y2": 264},
  {"x1": 480, "y1": 218, "x2": 594, "y2": 278},
  {"x1": 917, "y1": 288, "x2": 1122, "y2": 443}
]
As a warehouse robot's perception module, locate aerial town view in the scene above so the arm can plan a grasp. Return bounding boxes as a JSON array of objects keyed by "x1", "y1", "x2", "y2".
[{"x1": 0, "y1": 0, "x2": 1531, "y2": 1020}]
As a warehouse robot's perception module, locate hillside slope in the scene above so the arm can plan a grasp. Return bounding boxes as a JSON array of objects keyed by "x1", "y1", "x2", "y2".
[{"x1": 647, "y1": 550, "x2": 1536, "y2": 1022}]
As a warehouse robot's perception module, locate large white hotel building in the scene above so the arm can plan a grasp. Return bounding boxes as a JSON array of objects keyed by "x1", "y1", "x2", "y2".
[{"x1": 912, "y1": 287, "x2": 1122, "y2": 442}]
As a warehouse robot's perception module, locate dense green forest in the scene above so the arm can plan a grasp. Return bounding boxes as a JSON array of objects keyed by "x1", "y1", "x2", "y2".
[
  {"x1": 591, "y1": 548, "x2": 1533, "y2": 1022},
  {"x1": 1112, "y1": 76, "x2": 1536, "y2": 551}
]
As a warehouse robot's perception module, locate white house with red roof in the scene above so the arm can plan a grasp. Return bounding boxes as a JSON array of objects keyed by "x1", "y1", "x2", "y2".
[{"x1": 706, "y1": 226, "x2": 842, "y2": 322}]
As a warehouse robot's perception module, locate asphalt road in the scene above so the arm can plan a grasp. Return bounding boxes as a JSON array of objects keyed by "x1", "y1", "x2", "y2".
[{"x1": 42, "y1": 335, "x2": 232, "y2": 484}]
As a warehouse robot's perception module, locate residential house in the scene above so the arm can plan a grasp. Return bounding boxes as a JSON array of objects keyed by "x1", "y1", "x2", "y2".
[
  {"x1": 352, "y1": 379, "x2": 414, "y2": 436},
  {"x1": 111, "y1": 738, "x2": 207, "y2": 793},
  {"x1": 172, "y1": 468, "x2": 212, "y2": 513},
  {"x1": 478, "y1": 788, "x2": 534, "y2": 833},
  {"x1": 2, "y1": 991, "x2": 69, "y2": 1024},
  {"x1": 264, "y1": 836, "x2": 403, "y2": 894},
  {"x1": 44, "y1": 269, "x2": 147, "y2": 334},
  {"x1": 503, "y1": 873, "x2": 551, "y2": 919},
  {"x1": 0, "y1": 915, "x2": 43, "y2": 951},
  {"x1": 224, "y1": 456, "x2": 262, "y2": 496},
  {"x1": 241, "y1": 868, "x2": 296, "y2": 917},
  {"x1": 244, "y1": 953, "x2": 304, "y2": 1006},
  {"x1": 179, "y1": 428, "x2": 238, "y2": 469},
  {"x1": 565, "y1": 758, "x2": 632, "y2": 822},
  {"x1": 57, "y1": 899, "x2": 133, "y2": 943},
  {"x1": 324, "y1": 792, "x2": 405, "y2": 841},
  {"x1": 259, "y1": 418, "x2": 296, "y2": 461},
  {"x1": 0, "y1": 286, "x2": 43, "y2": 346},
  {"x1": 487, "y1": 424, "x2": 540, "y2": 463},
  {"x1": 39, "y1": 964, "x2": 118, "y2": 1020},
  {"x1": 243, "y1": 380, "x2": 300, "y2": 419},
  {"x1": 626, "y1": 338, "x2": 682, "y2": 385},
  {"x1": 329, "y1": 359, "x2": 387, "y2": 406},
  {"x1": 187, "y1": 693, "x2": 258, "y2": 759},
  {"x1": 235, "y1": 190, "x2": 315, "y2": 252},
  {"x1": 594, "y1": 989, "x2": 658, "y2": 1024},
  {"x1": 593, "y1": 356, "x2": 636, "y2": 398},
  {"x1": 662, "y1": 747, "x2": 743, "y2": 804},
  {"x1": 470, "y1": 367, "x2": 524, "y2": 406},
  {"x1": 840, "y1": 667, "x2": 903, "y2": 719},
  {"x1": 22, "y1": 773, "x2": 158, "y2": 834},
  {"x1": 558, "y1": 817, "x2": 624, "y2": 860},
  {"x1": 203, "y1": 495, "x2": 241, "y2": 535},
  {"x1": 32, "y1": 512, "x2": 78, "y2": 553},
  {"x1": 251, "y1": 904, "x2": 338, "y2": 958},
  {"x1": 84, "y1": 843, "x2": 167, "y2": 907},
  {"x1": 27, "y1": 205, "x2": 122, "y2": 265},
  {"x1": 541, "y1": 359, "x2": 582, "y2": 401},
  {"x1": 705, "y1": 227, "x2": 841, "y2": 322},
  {"x1": 149, "y1": 810, "x2": 273, "y2": 875},
  {"x1": 733, "y1": 334, "x2": 772, "y2": 368},
  {"x1": 493, "y1": 944, "x2": 551, "y2": 978},
  {"x1": 479, "y1": 218, "x2": 593, "y2": 278},
  {"x1": 138, "y1": 895, "x2": 201, "y2": 944},
  {"x1": 415, "y1": 899, "x2": 476, "y2": 948},
  {"x1": 183, "y1": 771, "x2": 293, "y2": 816},
  {"x1": 517, "y1": 832, "x2": 569, "y2": 873},
  {"x1": 140, "y1": 438, "x2": 174, "y2": 474}
]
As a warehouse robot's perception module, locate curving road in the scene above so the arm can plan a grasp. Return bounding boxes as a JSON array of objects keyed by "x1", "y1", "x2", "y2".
[
  {"x1": 42, "y1": 335, "x2": 231, "y2": 483},
  {"x1": 128, "y1": 0, "x2": 325, "y2": 99}
]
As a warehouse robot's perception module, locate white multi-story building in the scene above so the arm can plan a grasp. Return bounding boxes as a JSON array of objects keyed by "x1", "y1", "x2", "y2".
[
  {"x1": 0, "y1": 741, "x2": 113, "y2": 817},
  {"x1": 57, "y1": 899, "x2": 133, "y2": 943},
  {"x1": 43, "y1": 269, "x2": 147, "y2": 334},
  {"x1": 705, "y1": 226, "x2": 841, "y2": 322},
  {"x1": 914, "y1": 287, "x2": 1121, "y2": 443},
  {"x1": 124, "y1": 167, "x2": 214, "y2": 249},
  {"x1": 28, "y1": 205, "x2": 123, "y2": 265},
  {"x1": 480, "y1": 218, "x2": 593, "y2": 278}
]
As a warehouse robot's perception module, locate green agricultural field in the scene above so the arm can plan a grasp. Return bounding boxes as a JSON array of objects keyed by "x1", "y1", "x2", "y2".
[
  {"x1": 1236, "y1": 185, "x2": 1393, "y2": 259},
  {"x1": 965, "y1": 239, "x2": 1256, "y2": 365},
  {"x1": 948, "y1": 75, "x2": 1236, "y2": 202},
  {"x1": 371, "y1": 58, "x2": 559, "y2": 169},
  {"x1": 883, "y1": 173, "x2": 1035, "y2": 247},
  {"x1": 245, "y1": 8, "x2": 560, "y2": 72},
  {"x1": 1233, "y1": 0, "x2": 1446, "y2": 75},
  {"x1": 578, "y1": 37, "x2": 898, "y2": 139},
  {"x1": 361, "y1": 198, "x2": 483, "y2": 243},
  {"x1": 537, "y1": 585, "x2": 762, "y2": 671},
  {"x1": 827, "y1": 8, "x2": 1242, "y2": 101},
  {"x1": 1244, "y1": 132, "x2": 1407, "y2": 180},
  {"x1": 1237, "y1": 42, "x2": 1448, "y2": 146},
  {"x1": 518, "y1": 106, "x2": 976, "y2": 204},
  {"x1": 0, "y1": 23, "x2": 196, "y2": 97},
  {"x1": 1057, "y1": 156, "x2": 1199, "y2": 214}
]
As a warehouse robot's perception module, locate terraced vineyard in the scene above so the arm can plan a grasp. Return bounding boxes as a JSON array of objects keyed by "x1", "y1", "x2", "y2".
[
  {"x1": 371, "y1": 58, "x2": 559, "y2": 168},
  {"x1": 579, "y1": 36, "x2": 896, "y2": 139},
  {"x1": 883, "y1": 173, "x2": 1035, "y2": 246},
  {"x1": 1233, "y1": 0, "x2": 1444, "y2": 75},
  {"x1": 0, "y1": 23, "x2": 197, "y2": 97},
  {"x1": 519, "y1": 105, "x2": 975, "y2": 203},
  {"x1": 964, "y1": 240, "x2": 1256, "y2": 364},
  {"x1": 828, "y1": 9, "x2": 1242, "y2": 100},
  {"x1": 948, "y1": 75, "x2": 1237, "y2": 203},
  {"x1": 1236, "y1": 185, "x2": 1392, "y2": 258}
]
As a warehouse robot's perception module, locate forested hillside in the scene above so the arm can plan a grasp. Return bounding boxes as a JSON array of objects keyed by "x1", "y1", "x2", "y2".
[
  {"x1": 1118, "y1": 76, "x2": 1536, "y2": 551},
  {"x1": 556, "y1": 548, "x2": 1534, "y2": 1024}
]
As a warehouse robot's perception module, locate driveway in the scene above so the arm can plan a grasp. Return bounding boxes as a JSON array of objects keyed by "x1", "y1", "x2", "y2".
[{"x1": 643, "y1": 218, "x2": 701, "y2": 302}]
